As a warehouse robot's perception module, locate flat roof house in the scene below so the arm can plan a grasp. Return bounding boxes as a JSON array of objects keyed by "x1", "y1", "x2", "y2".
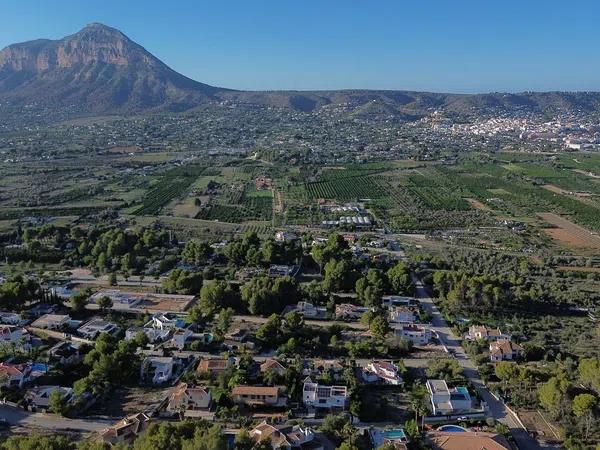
[
  {"x1": 77, "y1": 318, "x2": 120, "y2": 339},
  {"x1": 389, "y1": 306, "x2": 416, "y2": 324},
  {"x1": 30, "y1": 314, "x2": 71, "y2": 330},
  {"x1": 426, "y1": 379, "x2": 472, "y2": 416},
  {"x1": 302, "y1": 380, "x2": 348, "y2": 410},
  {"x1": 140, "y1": 356, "x2": 175, "y2": 385},
  {"x1": 397, "y1": 324, "x2": 432, "y2": 345}
]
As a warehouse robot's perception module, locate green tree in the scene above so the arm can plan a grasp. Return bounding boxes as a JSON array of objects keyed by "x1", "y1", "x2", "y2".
[
  {"x1": 572, "y1": 393, "x2": 597, "y2": 440},
  {"x1": 538, "y1": 376, "x2": 568, "y2": 419},
  {"x1": 494, "y1": 361, "x2": 519, "y2": 394},
  {"x1": 48, "y1": 389, "x2": 69, "y2": 416},
  {"x1": 578, "y1": 358, "x2": 600, "y2": 395},
  {"x1": 212, "y1": 308, "x2": 234, "y2": 338},
  {"x1": 97, "y1": 295, "x2": 113, "y2": 312},
  {"x1": 387, "y1": 262, "x2": 413, "y2": 294},
  {"x1": 369, "y1": 314, "x2": 390, "y2": 339}
]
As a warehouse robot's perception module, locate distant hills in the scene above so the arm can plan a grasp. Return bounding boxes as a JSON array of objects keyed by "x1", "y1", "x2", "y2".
[{"x1": 1, "y1": 23, "x2": 600, "y2": 118}]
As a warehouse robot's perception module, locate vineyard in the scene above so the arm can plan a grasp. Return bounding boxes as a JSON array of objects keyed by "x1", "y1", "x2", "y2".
[
  {"x1": 132, "y1": 165, "x2": 207, "y2": 216},
  {"x1": 404, "y1": 169, "x2": 470, "y2": 210},
  {"x1": 301, "y1": 175, "x2": 386, "y2": 201}
]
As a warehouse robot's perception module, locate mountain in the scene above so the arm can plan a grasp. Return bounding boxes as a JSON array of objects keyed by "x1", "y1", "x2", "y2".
[
  {"x1": 1, "y1": 23, "x2": 600, "y2": 117},
  {"x1": 0, "y1": 23, "x2": 226, "y2": 112}
]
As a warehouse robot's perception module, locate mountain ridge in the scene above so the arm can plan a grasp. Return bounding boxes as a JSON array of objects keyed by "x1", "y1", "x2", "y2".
[{"x1": 1, "y1": 23, "x2": 600, "y2": 117}]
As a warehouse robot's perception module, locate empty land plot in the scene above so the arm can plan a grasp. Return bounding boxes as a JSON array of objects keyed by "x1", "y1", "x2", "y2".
[
  {"x1": 538, "y1": 212, "x2": 600, "y2": 249},
  {"x1": 518, "y1": 410, "x2": 561, "y2": 443}
]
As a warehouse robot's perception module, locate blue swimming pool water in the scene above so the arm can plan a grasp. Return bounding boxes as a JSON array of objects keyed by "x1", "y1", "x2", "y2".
[
  {"x1": 382, "y1": 429, "x2": 407, "y2": 439},
  {"x1": 437, "y1": 425, "x2": 467, "y2": 432},
  {"x1": 31, "y1": 363, "x2": 50, "y2": 372}
]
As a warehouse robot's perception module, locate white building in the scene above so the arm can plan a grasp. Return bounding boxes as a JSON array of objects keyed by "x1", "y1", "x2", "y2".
[
  {"x1": 77, "y1": 318, "x2": 120, "y2": 339},
  {"x1": 141, "y1": 356, "x2": 175, "y2": 385},
  {"x1": 389, "y1": 306, "x2": 415, "y2": 324},
  {"x1": 426, "y1": 379, "x2": 472, "y2": 416},
  {"x1": 362, "y1": 361, "x2": 403, "y2": 385},
  {"x1": 397, "y1": 324, "x2": 432, "y2": 345},
  {"x1": 125, "y1": 327, "x2": 170, "y2": 344},
  {"x1": 302, "y1": 380, "x2": 348, "y2": 410}
]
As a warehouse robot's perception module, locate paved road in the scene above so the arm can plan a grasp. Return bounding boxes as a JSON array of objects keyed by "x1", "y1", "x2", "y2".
[
  {"x1": 412, "y1": 276, "x2": 547, "y2": 450},
  {"x1": 0, "y1": 404, "x2": 111, "y2": 432}
]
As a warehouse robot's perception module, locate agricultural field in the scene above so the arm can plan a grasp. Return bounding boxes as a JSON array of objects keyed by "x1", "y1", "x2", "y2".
[{"x1": 538, "y1": 212, "x2": 600, "y2": 250}]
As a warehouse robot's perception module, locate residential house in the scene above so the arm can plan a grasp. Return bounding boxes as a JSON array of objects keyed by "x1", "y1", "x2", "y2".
[
  {"x1": 334, "y1": 303, "x2": 371, "y2": 321},
  {"x1": 171, "y1": 329, "x2": 193, "y2": 350},
  {"x1": 0, "y1": 362, "x2": 32, "y2": 388},
  {"x1": 30, "y1": 314, "x2": 71, "y2": 330},
  {"x1": 426, "y1": 380, "x2": 472, "y2": 415},
  {"x1": 125, "y1": 327, "x2": 170, "y2": 344},
  {"x1": 467, "y1": 326, "x2": 510, "y2": 342},
  {"x1": 99, "y1": 413, "x2": 152, "y2": 446},
  {"x1": 196, "y1": 357, "x2": 235, "y2": 376},
  {"x1": 149, "y1": 313, "x2": 187, "y2": 330},
  {"x1": 250, "y1": 421, "x2": 322, "y2": 450},
  {"x1": 489, "y1": 340, "x2": 524, "y2": 362},
  {"x1": 302, "y1": 380, "x2": 348, "y2": 410},
  {"x1": 25, "y1": 386, "x2": 73, "y2": 410},
  {"x1": 231, "y1": 385, "x2": 287, "y2": 407},
  {"x1": 382, "y1": 296, "x2": 417, "y2": 308},
  {"x1": 268, "y1": 264, "x2": 299, "y2": 278},
  {"x1": 388, "y1": 306, "x2": 416, "y2": 324},
  {"x1": 167, "y1": 382, "x2": 212, "y2": 416},
  {"x1": 0, "y1": 325, "x2": 27, "y2": 346},
  {"x1": 77, "y1": 318, "x2": 120, "y2": 339},
  {"x1": 362, "y1": 361, "x2": 403, "y2": 385},
  {"x1": 426, "y1": 431, "x2": 510, "y2": 450},
  {"x1": 310, "y1": 359, "x2": 344, "y2": 381},
  {"x1": 275, "y1": 231, "x2": 298, "y2": 243},
  {"x1": 295, "y1": 301, "x2": 323, "y2": 318},
  {"x1": 48, "y1": 341, "x2": 82, "y2": 365},
  {"x1": 225, "y1": 328, "x2": 250, "y2": 342},
  {"x1": 27, "y1": 303, "x2": 59, "y2": 317},
  {"x1": 141, "y1": 356, "x2": 175, "y2": 385},
  {"x1": 260, "y1": 359, "x2": 287, "y2": 377},
  {"x1": 0, "y1": 311, "x2": 27, "y2": 326},
  {"x1": 397, "y1": 324, "x2": 432, "y2": 345}
]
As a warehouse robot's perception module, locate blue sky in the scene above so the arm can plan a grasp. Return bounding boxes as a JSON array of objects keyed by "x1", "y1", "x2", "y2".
[{"x1": 1, "y1": 0, "x2": 598, "y2": 93}]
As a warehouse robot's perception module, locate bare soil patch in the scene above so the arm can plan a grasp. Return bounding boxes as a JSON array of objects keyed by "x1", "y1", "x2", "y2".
[{"x1": 538, "y1": 212, "x2": 600, "y2": 249}]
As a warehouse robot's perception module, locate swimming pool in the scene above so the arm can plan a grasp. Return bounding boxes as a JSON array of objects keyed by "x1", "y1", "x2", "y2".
[
  {"x1": 437, "y1": 425, "x2": 468, "y2": 432},
  {"x1": 30, "y1": 363, "x2": 50, "y2": 372},
  {"x1": 382, "y1": 429, "x2": 407, "y2": 440}
]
